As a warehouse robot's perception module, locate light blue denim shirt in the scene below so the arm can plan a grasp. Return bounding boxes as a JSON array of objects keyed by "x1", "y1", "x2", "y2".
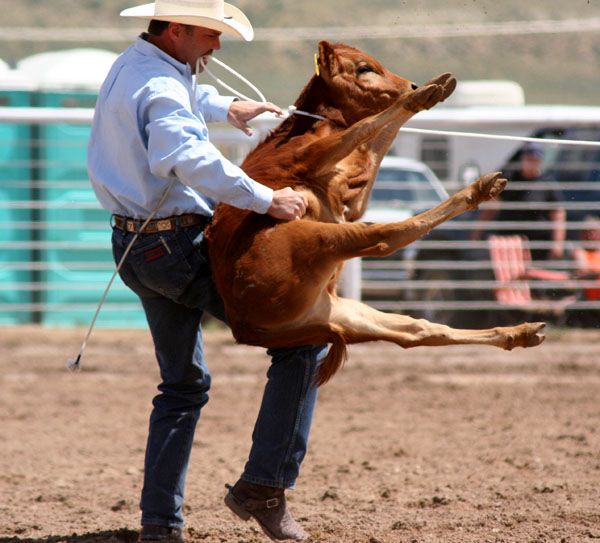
[{"x1": 87, "y1": 35, "x2": 274, "y2": 219}]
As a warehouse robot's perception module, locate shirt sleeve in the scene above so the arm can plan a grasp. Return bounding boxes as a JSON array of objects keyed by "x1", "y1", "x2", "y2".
[
  {"x1": 142, "y1": 81, "x2": 273, "y2": 214},
  {"x1": 195, "y1": 84, "x2": 235, "y2": 123}
]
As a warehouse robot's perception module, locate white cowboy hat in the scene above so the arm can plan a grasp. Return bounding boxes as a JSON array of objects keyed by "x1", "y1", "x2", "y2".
[{"x1": 120, "y1": 0, "x2": 254, "y2": 41}]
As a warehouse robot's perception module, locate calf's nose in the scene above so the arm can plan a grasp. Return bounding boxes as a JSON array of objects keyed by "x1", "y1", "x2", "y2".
[{"x1": 411, "y1": 83, "x2": 419, "y2": 90}]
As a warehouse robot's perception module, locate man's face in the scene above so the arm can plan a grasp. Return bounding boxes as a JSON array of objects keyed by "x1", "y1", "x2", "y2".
[
  {"x1": 172, "y1": 24, "x2": 222, "y2": 73},
  {"x1": 520, "y1": 153, "x2": 543, "y2": 179}
]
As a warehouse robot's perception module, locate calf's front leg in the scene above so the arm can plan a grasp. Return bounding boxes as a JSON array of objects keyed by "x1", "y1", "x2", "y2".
[
  {"x1": 344, "y1": 74, "x2": 458, "y2": 221},
  {"x1": 295, "y1": 79, "x2": 452, "y2": 177},
  {"x1": 360, "y1": 171, "x2": 507, "y2": 257},
  {"x1": 311, "y1": 171, "x2": 507, "y2": 261}
]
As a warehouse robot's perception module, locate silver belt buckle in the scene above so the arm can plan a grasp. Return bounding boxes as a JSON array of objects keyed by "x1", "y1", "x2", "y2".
[{"x1": 156, "y1": 219, "x2": 172, "y2": 232}]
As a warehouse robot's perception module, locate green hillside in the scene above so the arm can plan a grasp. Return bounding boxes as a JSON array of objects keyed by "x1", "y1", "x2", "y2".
[{"x1": 2, "y1": 0, "x2": 600, "y2": 107}]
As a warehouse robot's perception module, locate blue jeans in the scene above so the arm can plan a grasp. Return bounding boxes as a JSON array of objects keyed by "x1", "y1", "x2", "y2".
[{"x1": 112, "y1": 225, "x2": 327, "y2": 528}]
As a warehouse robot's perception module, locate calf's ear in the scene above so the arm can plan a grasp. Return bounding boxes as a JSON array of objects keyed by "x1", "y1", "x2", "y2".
[{"x1": 318, "y1": 40, "x2": 338, "y2": 79}]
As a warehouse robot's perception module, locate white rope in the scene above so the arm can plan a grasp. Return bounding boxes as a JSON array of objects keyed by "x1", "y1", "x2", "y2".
[
  {"x1": 199, "y1": 56, "x2": 600, "y2": 146},
  {"x1": 198, "y1": 56, "x2": 267, "y2": 103},
  {"x1": 67, "y1": 179, "x2": 176, "y2": 372},
  {"x1": 400, "y1": 127, "x2": 600, "y2": 148},
  {"x1": 287, "y1": 105, "x2": 327, "y2": 121},
  {"x1": 198, "y1": 56, "x2": 326, "y2": 120}
]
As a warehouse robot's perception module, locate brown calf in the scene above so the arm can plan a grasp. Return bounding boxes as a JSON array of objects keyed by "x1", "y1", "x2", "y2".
[{"x1": 205, "y1": 41, "x2": 545, "y2": 385}]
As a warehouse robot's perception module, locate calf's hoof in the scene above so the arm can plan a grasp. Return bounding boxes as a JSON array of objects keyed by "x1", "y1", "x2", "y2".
[
  {"x1": 404, "y1": 84, "x2": 444, "y2": 112},
  {"x1": 503, "y1": 322, "x2": 546, "y2": 350},
  {"x1": 467, "y1": 172, "x2": 507, "y2": 209},
  {"x1": 424, "y1": 73, "x2": 457, "y2": 102}
]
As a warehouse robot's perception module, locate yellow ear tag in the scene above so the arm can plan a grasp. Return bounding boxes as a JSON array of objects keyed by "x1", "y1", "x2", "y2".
[{"x1": 314, "y1": 53, "x2": 320, "y2": 77}]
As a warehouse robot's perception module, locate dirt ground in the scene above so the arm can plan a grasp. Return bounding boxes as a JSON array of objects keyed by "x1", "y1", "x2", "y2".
[{"x1": 1, "y1": 324, "x2": 600, "y2": 543}]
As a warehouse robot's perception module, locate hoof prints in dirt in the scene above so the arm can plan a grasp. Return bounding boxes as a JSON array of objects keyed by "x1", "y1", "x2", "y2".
[{"x1": 2, "y1": 328, "x2": 600, "y2": 542}]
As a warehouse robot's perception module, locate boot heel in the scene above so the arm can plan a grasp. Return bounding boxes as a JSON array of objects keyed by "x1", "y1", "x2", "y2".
[{"x1": 224, "y1": 491, "x2": 251, "y2": 521}]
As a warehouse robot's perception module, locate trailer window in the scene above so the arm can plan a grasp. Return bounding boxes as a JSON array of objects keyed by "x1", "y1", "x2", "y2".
[
  {"x1": 420, "y1": 136, "x2": 449, "y2": 180},
  {"x1": 371, "y1": 169, "x2": 440, "y2": 206}
]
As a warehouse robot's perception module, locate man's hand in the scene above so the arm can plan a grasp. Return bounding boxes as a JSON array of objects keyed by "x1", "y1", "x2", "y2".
[
  {"x1": 267, "y1": 187, "x2": 307, "y2": 221},
  {"x1": 228, "y1": 100, "x2": 283, "y2": 136}
]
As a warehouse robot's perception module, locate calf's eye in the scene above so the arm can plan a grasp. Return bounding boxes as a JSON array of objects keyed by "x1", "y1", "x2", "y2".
[{"x1": 357, "y1": 65, "x2": 375, "y2": 75}]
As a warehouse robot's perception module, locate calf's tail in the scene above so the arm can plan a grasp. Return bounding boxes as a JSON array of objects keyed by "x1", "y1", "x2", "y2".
[
  {"x1": 232, "y1": 323, "x2": 349, "y2": 386},
  {"x1": 315, "y1": 331, "x2": 348, "y2": 386}
]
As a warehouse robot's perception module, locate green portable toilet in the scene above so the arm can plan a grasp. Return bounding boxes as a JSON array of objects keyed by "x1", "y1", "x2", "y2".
[
  {"x1": 18, "y1": 49, "x2": 146, "y2": 327},
  {"x1": 0, "y1": 64, "x2": 35, "y2": 325}
]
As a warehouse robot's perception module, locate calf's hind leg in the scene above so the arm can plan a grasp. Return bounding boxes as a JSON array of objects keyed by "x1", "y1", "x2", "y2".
[
  {"x1": 329, "y1": 297, "x2": 546, "y2": 350},
  {"x1": 234, "y1": 294, "x2": 546, "y2": 385}
]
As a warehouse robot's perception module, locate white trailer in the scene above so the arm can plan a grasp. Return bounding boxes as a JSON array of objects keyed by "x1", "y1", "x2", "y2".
[{"x1": 399, "y1": 105, "x2": 600, "y2": 186}]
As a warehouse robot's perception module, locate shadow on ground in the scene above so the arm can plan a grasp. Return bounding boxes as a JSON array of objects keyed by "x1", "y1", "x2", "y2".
[{"x1": 0, "y1": 529, "x2": 138, "y2": 543}]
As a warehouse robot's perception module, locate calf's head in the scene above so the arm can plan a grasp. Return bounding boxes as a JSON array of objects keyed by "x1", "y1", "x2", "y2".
[{"x1": 315, "y1": 41, "x2": 418, "y2": 124}]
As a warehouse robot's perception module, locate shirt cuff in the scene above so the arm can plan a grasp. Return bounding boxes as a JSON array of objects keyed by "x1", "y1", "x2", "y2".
[
  {"x1": 249, "y1": 182, "x2": 274, "y2": 214},
  {"x1": 203, "y1": 94, "x2": 236, "y2": 123}
]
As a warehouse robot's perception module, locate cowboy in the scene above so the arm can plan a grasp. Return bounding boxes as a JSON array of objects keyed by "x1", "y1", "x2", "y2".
[{"x1": 87, "y1": 1, "x2": 326, "y2": 541}]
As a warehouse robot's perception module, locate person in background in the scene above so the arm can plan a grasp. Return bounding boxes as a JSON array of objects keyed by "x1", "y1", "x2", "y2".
[
  {"x1": 573, "y1": 215, "x2": 600, "y2": 301},
  {"x1": 472, "y1": 142, "x2": 566, "y2": 261}
]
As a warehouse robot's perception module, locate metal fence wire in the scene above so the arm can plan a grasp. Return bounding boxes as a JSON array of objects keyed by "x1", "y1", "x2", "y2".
[{"x1": 1, "y1": 108, "x2": 600, "y2": 329}]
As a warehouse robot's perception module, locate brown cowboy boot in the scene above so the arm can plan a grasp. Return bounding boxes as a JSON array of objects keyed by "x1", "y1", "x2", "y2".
[
  {"x1": 224, "y1": 480, "x2": 309, "y2": 541},
  {"x1": 137, "y1": 524, "x2": 184, "y2": 543}
]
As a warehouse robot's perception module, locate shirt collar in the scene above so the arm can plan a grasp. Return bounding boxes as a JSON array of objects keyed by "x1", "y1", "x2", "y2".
[{"x1": 134, "y1": 33, "x2": 192, "y2": 79}]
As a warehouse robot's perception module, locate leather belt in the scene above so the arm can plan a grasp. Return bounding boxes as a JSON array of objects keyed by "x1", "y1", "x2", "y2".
[{"x1": 113, "y1": 213, "x2": 210, "y2": 234}]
